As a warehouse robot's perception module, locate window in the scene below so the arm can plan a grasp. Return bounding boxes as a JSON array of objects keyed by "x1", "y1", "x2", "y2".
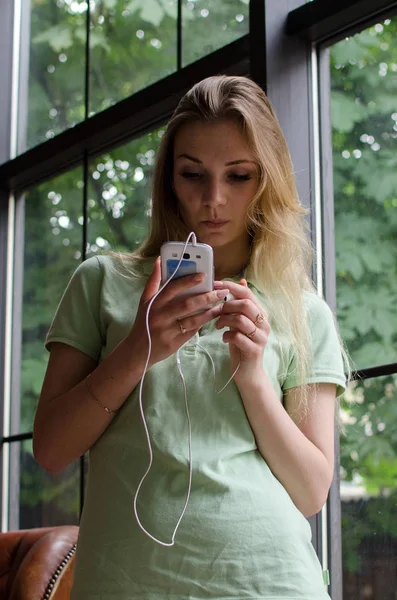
[
  {"x1": 330, "y1": 16, "x2": 397, "y2": 600},
  {"x1": 21, "y1": 0, "x2": 87, "y2": 152},
  {"x1": 9, "y1": 440, "x2": 80, "y2": 529},
  {"x1": 87, "y1": 128, "x2": 164, "y2": 255},
  {"x1": 21, "y1": 0, "x2": 249, "y2": 152},
  {"x1": 3, "y1": 2, "x2": 397, "y2": 598},
  {"x1": 16, "y1": 168, "x2": 84, "y2": 436}
]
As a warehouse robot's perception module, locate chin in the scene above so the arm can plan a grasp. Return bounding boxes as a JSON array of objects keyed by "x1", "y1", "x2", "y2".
[{"x1": 200, "y1": 235, "x2": 234, "y2": 250}]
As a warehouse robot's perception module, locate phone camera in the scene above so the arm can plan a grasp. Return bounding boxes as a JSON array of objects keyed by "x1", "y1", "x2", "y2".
[{"x1": 183, "y1": 253, "x2": 190, "y2": 259}]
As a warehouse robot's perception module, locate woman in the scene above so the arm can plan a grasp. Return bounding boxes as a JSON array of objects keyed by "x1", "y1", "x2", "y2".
[{"x1": 34, "y1": 75, "x2": 347, "y2": 599}]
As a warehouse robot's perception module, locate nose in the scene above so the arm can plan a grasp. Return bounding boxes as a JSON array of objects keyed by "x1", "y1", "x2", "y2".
[{"x1": 202, "y1": 177, "x2": 227, "y2": 207}]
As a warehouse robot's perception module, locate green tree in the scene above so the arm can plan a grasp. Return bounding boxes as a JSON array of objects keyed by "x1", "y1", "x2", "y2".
[
  {"x1": 18, "y1": 0, "x2": 249, "y2": 526},
  {"x1": 330, "y1": 17, "x2": 397, "y2": 574},
  {"x1": 19, "y1": 1, "x2": 397, "y2": 566},
  {"x1": 26, "y1": 0, "x2": 249, "y2": 150}
]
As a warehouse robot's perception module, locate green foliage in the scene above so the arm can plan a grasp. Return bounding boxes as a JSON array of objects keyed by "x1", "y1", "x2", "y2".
[
  {"x1": 331, "y1": 17, "x2": 397, "y2": 572},
  {"x1": 26, "y1": 0, "x2": 249, "y2": 147},
  {"x1": 18, "y1": 1, "x2": 397, "y2": 565},
  {"x1": 18, "y1": 0, "x2": 249, "y2": 524}
]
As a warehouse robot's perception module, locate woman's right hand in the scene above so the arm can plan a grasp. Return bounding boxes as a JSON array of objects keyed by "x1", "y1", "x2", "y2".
[{"x1": 127, "y1": 258, "x2": 229, "y2": 368}]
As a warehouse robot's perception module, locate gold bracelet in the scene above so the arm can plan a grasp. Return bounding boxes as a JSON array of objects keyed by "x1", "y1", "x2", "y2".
[{"x1": 85, "y1": 376, "x2": 118, "y2": 417}]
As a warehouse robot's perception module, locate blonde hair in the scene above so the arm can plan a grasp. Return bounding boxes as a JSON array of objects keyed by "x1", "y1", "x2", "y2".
[{"x1": 126, "y1": 75, "x2": 346, "y2": 411}]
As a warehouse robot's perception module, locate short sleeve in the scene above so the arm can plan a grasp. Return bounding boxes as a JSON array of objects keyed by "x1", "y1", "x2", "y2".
[
  {"x1": 45, "y1": 256, "x2": 104, "y2": 361},
  {"x1": 283, "y1": 294, "x2": 347, "y2": 397}
]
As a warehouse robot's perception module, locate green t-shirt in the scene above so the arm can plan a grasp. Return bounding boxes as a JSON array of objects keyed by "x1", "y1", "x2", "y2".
[{"x1": 45, "y1": 255, "x2": 346, "y2": 600}]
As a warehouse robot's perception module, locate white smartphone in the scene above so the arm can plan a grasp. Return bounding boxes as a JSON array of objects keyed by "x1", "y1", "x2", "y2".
[{"x1": 160, "y1": 241, "x2": 214, "y2": 302}]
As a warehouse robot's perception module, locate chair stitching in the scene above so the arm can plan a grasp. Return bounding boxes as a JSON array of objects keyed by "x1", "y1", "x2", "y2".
[{"x1": 41, "y1": 543, "x2": 77, "y2": 600}]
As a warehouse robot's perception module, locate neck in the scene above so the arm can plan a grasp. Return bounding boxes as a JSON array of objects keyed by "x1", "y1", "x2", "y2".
[{"x1": 213, "y1": 238, "x2": 251, "y2": 280}]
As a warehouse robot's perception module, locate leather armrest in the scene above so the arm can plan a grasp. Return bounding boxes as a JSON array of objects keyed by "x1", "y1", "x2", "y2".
[{"x1": 2, "y1": 526, "x2": 78, "y2": 600}]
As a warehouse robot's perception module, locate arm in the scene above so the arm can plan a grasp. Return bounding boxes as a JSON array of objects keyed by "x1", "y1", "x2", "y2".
[
  {"x1": 214, "y1": 278, "x2": 341, "y2": 517},
  {"x1": 33, "y1": 339, "x2": 145, "y2": 473},
  {"x1": 238, "y1": 376, "x2": 336, "y2": 517},
  {"x1": 34, "y1": 260, "x2": 227, "y2": 473}
]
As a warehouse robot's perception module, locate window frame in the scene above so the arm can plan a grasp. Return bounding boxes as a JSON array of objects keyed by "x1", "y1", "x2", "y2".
[{"x1": 1, "y1": 2, "x2": 397, "y2": 599}]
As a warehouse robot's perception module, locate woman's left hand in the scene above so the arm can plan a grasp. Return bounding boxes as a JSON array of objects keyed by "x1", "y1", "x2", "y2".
[{"x1": 214, "y1": 278, "x2": 270, "y2": 385}]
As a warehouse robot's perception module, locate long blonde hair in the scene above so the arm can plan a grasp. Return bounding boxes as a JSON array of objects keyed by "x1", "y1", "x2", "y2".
[{"x1": 127, "y1": 75, "x2": 340, "y2": 410}]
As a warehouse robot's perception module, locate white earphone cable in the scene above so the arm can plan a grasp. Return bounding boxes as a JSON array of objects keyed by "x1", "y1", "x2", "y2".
[
  {"x1": 197, "y1": 344, "x2": 241, "y2": 394},
  {"x1": 133, "y1": 232, "x2": 239, "y2": 546},
  {"x1": 133, "y1": 233, "x2": 196, "y2": 546}
]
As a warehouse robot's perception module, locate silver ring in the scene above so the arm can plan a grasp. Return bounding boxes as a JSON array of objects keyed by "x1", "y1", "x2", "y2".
[
  {"x1": 178, "y1": 320, "x2": 187, "y2": 335},
  {"x1": 254, "y1": 312, "x2": 265, "y2": 326}
]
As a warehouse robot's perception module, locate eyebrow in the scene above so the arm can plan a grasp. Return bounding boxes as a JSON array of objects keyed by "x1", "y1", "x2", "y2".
[{"x1": 176, "y1": 153, "x2": 256, "y2": 166}]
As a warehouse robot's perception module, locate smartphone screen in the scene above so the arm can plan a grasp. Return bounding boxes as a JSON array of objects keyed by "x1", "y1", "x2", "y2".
[{"x1": 166, "y1": 259, "x2": 197, "y2": 280}]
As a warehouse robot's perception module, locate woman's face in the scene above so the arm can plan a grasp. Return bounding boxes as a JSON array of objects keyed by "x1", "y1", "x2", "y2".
[{"x1": 173, "y1": 119, "x2": 259, "y2": 250}]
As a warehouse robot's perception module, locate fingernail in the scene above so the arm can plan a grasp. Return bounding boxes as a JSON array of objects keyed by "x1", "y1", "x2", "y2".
[
  {"x1": 216, "y1": 289, "x2": 229, "y2": 299},
  {"x1": 213, "y1": 281, "x2": 224, "y2": 288},
  {"x1": 194, "y1": 273, "x2": 205, "y2": 282}
]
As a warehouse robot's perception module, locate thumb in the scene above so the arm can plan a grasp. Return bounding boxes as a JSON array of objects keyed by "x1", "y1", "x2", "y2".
[
  {"x1": 141, "y1": 257, "x2": 161, "y2": 303},
  {"x1": 240, "y1": 278, "x2": 248, "y2": 288}
]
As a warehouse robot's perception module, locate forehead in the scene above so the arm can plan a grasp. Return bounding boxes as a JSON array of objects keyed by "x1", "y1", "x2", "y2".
[{"x1": 173, "y1": 119, "x2": 252, "y2": 157}]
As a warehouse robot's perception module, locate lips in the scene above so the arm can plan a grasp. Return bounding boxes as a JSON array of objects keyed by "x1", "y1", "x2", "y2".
[
  {"x1": 202, "y1": 220, "x2": 228, "y2": 225},
  {"x1": 202, "y1": 220, "x2": 229, "y2": 229}
]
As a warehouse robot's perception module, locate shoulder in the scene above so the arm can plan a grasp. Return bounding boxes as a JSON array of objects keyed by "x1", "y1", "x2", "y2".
[
  {"x1": 303, "y1": 291, "x2": 334, "y2": 321},
  {"x1": 96, "y1": 253, "x2": 154, "y2": 278},
  {"x1": 78, "y1": 253, "x2": 153, "y2": 286},
  {"x1": 302, "y1": 291, "x2": 341, "y2": 345}
]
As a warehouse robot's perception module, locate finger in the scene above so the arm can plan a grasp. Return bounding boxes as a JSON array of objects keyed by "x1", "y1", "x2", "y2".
[
  {"x1": 141, "y1": 257, "x2": 162, "y2": 303},
  {"x1": 180, "y1": 303, "x2": 224, "y2": 333},
  {"x1": 215, "y1": 279, "x2": 268, "y2": 317},
  {"x1": 157, "y1": 272, "x2": 205, "y2": 305},
  {"x1": 221, "y1": 299, "x2": 269, "y2": 327},
  {"x1": 222, "y1": 329, "x2": 261, "y2": 352},
  {"x1": 240, "y1": 278, "x2": 248, "y2": 288},
  {"x1": 214, "y1": 279, "x2": 252, "y2": 301},
  {"x1": 167, "y1": 288, "x2": 230, "y2": 320},
  {"x1": 216, "y1": 315, "x2": 267, "y2": 344}
]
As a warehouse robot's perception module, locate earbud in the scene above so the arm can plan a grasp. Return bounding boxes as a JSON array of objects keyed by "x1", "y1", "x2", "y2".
[{"x1": 224, "y1": 292, "x2": 236, "y2": 303}]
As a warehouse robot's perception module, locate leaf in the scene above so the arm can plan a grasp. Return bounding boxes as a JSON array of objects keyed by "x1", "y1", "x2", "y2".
[
  {"x1": 74, "y1": 27, "x2": 110, "y2": 52},
  {"x1": 331, "y1": 33, "x2": 374, "y2": 66},
  {"x1": 331, "y1": 91, "x2": 368, "y2": 133},
  {"x1": 103, "y1": 0, "x2": 117, "y2": 8},
  {"x1": 127, "y1": 0, "x2": 168, "y2": 27},
  {"x1": 33, "y1": 25, "x2": 73, "y2": 52}
]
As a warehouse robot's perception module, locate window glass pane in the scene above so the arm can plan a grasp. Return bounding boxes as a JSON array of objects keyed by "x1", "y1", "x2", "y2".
[
  {"x1": 340, "y1": 375, "x2": 397, "y2": 600},
  {"x1": 331, "y1": 17, "x2": 397, "y2": 371},
  {"x1": 182, "y1": 0, "x2": 249, "y2": 67},
  {"x1": 88, "y1": 1, "x2": 249, "y2": 115},
  {"x1": 87, "y1": 127, "x2": 164, "y2": 255},
  {"x1": 89, "y1": 2, "x2": 177, "y2": 115},
  {"x1": 10, "y1": 439, "x2": 80, "y2": 529},
  {"x1": 331, "y1": 17, "x2": 397, "y2": 600},
  {"x1": 21, "y1": 1, "x2": 249, "y2": 137},
  {"x1": 16, "y1": 167, "x2": 84, "y2": 435},
  {"x1": 21, "y1": 0, "x2": 86, "y2": 152}
]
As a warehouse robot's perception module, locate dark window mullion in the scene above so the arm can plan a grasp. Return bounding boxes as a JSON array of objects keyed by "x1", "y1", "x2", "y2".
[
  {"x1": 352, "y1": 363, "x2": 397, "y2": 381},
  {"x1": 286, "y1": 0, "x2": 397, "y2": 44},
  {"x1": 0, "y1": 36, "x2": 249, "y2": 195},
  {"x1": 249, "y1": 0, "x2": 267, "y2": 91},
  {"x1": 2, "y1": 432, "x2": 32, "y2": 443}
]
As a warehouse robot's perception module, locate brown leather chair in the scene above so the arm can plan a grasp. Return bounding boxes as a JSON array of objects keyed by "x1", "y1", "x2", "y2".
[{"x1": 0, "y1": 526, "x2": 78, "y2": 600}]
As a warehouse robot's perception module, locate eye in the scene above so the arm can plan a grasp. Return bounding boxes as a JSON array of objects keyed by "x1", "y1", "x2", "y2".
[
  {"x1": 181, "y1": 171, "x2": 202, "y2": 179},
  {"x1": 229, "y1": 174, "x2": 252, "y2": 182}
]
